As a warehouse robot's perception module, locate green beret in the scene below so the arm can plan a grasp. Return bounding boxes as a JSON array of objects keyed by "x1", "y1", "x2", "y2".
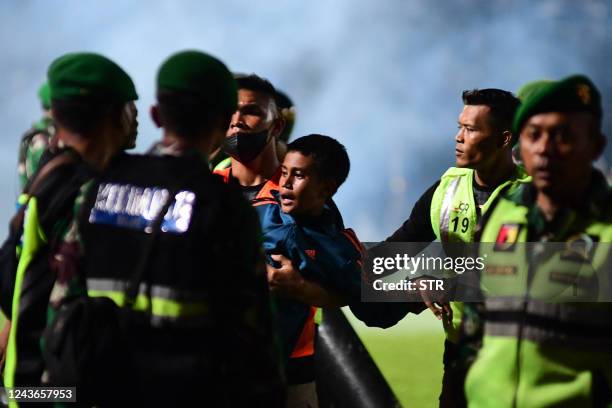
[
  {"x1": 37, "y1": 82, "x2": 51, "y2": 109},
  {"x1": 157, "y1": 50, "x2": 237, "y2": 113},
  {"x1": 48, "y1": 52, "x2": 138, "y2": 102},
  {"x1": 516, "y1": 79, "x2": 553, "y2": 102},
  {"x1": 513, "y1": 74, "x2": 601, "y2": 134}
]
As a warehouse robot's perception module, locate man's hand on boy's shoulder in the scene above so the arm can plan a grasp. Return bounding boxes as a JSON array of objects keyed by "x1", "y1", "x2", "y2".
[{"x1": 267, "y1": 254, "x2": 346, "y2": 308}]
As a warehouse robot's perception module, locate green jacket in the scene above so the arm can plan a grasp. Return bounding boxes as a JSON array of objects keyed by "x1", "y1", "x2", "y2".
[{"x1": 466, "y1": 172, "x2": 612, "y2": 408}]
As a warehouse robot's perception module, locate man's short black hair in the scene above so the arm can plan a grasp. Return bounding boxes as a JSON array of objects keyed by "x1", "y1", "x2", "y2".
[
  {"x1": 287, "y1": 134, "x2": 350, "y2": 193},
  {"x1": 156, "y1": 89, "x2": 232, "y2": 140},
  {"x1": 234, "y1": 73, "x2": 277, "y2": 103},
  {"x1": 462, "y1": 88, "x2": 521, "y2": 143},
  {"x1": 51, "y1": 98, "x2": 124, "y2": 137}
]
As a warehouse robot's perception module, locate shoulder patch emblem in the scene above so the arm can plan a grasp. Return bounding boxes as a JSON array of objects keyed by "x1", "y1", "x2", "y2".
[{"x1": 494, "y1": 223, "x2": 521, "y2": 252}]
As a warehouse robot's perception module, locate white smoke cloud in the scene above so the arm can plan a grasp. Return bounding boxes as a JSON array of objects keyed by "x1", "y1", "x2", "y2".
[{"x1": 0, "y1": 0, "x2": 610, "y2": 241}]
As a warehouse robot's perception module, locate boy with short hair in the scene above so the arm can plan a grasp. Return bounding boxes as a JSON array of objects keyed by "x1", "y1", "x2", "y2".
[{"x1": 260, "y1": 134, "x2": 364, "y2": 363}]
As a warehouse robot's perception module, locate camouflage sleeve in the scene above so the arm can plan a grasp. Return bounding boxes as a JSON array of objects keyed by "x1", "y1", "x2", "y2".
[
  {"x1": 47, "y1": 181, "x2": 93, "y2": 311},
  {"x1": 212, "y1": 190, "x2": 285, "y2": 406},
  {"x1": 21, "y1": 133, "x2": 51, "y2": 190}
]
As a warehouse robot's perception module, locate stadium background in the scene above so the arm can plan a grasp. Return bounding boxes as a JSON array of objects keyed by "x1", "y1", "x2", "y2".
[{"x1": 1, "y1": 1, "x2": 611, "y2": 406}]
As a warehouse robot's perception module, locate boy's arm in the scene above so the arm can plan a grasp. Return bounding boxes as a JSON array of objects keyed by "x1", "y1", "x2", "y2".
[{"x1": 267, "y1": 253, "x2": 346, "y2": 308}]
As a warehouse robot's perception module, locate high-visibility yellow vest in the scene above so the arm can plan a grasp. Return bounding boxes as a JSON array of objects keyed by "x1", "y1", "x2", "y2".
[
  {"x1": 429, "y1": 167, "x2": 530, "y2": 342},
  {"x1": 466, "y1": 189, "x2": 612, "y2": 408}
]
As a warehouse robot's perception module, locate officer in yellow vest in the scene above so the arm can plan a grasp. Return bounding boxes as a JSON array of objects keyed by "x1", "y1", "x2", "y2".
[
  {"x1": 465, "y1": 74, "x2": 611, "y2": 407},
  {"x1": 351, "y1": 88, "x2": 529, "y2": 407}
]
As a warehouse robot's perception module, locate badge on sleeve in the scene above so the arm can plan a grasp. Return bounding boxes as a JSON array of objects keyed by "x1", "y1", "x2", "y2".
[{"x1": 494, "y1": 224, "x2": 521, "y2": 252}]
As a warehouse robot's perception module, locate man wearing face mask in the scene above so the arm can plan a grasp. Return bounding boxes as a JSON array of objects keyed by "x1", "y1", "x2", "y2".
[
  {"x1": 216, "y1": 74, "x2": 284, "y2": 200},
  {"x1": 215, "y1": 74, "x2": 344, "y2": 408}
]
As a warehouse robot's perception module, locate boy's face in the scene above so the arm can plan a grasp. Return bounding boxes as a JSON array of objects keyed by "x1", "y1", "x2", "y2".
[{"x1": 279, "y1": 151, "x2": 331, "y2": 216}]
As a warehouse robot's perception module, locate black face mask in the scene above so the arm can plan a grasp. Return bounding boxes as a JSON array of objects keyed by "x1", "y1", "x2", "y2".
[{"x1": 222, "y1": 129, "x2": 270, "y2": 163}]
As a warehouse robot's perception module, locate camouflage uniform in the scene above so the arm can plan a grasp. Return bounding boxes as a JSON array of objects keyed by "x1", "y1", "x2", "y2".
[
  {"x1": 17, "y1": 116, "x2": 55, "y2": 190},
  {"x1": 47, "y1": 181, "x2": 93, "y2": 319}
]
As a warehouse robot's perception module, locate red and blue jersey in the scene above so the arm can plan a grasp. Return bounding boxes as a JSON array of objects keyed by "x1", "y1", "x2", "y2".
[
  {"x1": 259, "y1": 191, "x2": 364, "y2": 360},
  {"x1": 214, "y1": 166, "x2": 364, "y2": 362}
]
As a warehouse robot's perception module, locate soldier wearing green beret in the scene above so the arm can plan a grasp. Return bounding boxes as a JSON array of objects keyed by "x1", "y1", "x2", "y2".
[
  {"x1": 511, "y1": 80, "x2": 554, "y2": 165},
  {"x1": 16, "y1": 82, "x2": 56, "y2": 192},
  {"x1": 1, "y1": 52, "x2": 139, "y2": 397},
  {"x1": 3, "y1": 81, "x2": 55, "y2": 393},
  {"x1": 51, "y1": 50, "x2": 283, "y2": 405},
  {"x1": 147, "y1": 59, "x2": 235, "y2": 172},
  {"x1": 466, "y1": 75, "x2": 611, "y2": 407}
]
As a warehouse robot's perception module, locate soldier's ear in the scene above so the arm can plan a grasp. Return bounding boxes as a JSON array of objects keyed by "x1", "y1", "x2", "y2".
[
  {"x1": 501, "y1": 130, "x2": 513, "y2": 148},
  {"x1": 150, "y1": 105, "x2": 162, "y2": 128},
  {"x1": 270, "y1": 115, "x2": 286, "y2": 140}
]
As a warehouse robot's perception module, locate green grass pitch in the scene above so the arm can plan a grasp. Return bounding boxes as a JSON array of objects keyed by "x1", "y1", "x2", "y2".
[{"x1": 346, "y1": 308, "x2": 445, "y2": 408}]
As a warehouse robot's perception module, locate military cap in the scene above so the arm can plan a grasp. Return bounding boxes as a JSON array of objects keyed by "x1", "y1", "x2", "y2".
[
  {"x1": 513, "y1": 74, "x2": 601, "y2": 133},
  {"x1": 157, "y1": 50, "x2": 237, "y2": 113},
  {"x1": 48, "y1": 52, "x2": 137, "y2": 102},
  {"x1": 37, "y1": 82, "x2": 51, "y2": 109},
  {"x1": 516, "y1": 79, "x2": 553, "y2": 102}
]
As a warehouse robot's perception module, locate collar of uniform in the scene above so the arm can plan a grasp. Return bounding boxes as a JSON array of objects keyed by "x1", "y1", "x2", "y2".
[
  {"x1": 148, "y1": 139, "x2": 208, "y2": 163},
  {"x1": 519, "y1": 168, "x2": 610, "y2": 240}
]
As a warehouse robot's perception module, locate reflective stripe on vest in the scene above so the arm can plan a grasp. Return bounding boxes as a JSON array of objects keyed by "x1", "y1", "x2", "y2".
[
  {"x1": 213, "y1": 167, "x2": 231, "y2": 184},
  {"x1": 5, "y1": 198, "x2": 46, "y2": 405},
  {"x1": 486, "y1": 297, "x2": 612, "y2": 346},
  {"x1": 480, "y1": 195, "x2": 612, "y2": 348},
  {"x1": 439, "y1": 176, "x2": 462, "y2": 242},
  {"x1": 87, "y1": 279, "x2": 210, "y2": 327},
  {"x1": 212, "y1": 157, "x2": 231, "y2": 172},
  {"x1": 431, "y1": 167, "x2": 531, "y2": 243},
  {"x1": 429, "y1": 167, "x2": 530, "y2": 342}
]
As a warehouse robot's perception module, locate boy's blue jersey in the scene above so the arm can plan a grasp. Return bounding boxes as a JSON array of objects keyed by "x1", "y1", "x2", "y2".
[{"x1": 259, "y1": 192, "x2": 364, "y2": 359}]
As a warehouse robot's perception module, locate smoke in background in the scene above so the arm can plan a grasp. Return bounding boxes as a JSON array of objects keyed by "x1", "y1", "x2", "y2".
[{"x1": 0, "y1": 0, "x2": 610, "y2": 241}]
